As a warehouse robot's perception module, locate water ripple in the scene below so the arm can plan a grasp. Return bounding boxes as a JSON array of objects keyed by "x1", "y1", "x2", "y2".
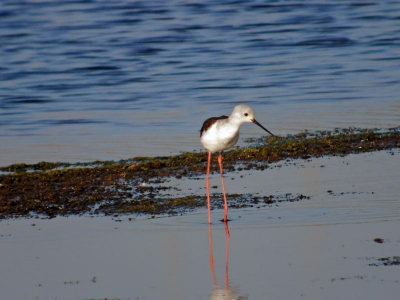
[{"x1": 0, "y1": 0, "x2": 399, "y2": 164}]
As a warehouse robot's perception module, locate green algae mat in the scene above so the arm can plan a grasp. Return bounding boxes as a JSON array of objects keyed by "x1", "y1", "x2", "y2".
[{"x1": 0, "y1": 128, "x2": 399, "y2": 220}]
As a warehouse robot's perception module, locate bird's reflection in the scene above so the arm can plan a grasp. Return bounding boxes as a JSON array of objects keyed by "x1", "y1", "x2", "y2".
[{"x1": 208, "y1": 223, "x2": 248, "y2": 300}]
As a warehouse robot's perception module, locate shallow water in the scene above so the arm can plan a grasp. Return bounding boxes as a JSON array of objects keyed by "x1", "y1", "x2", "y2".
[
  {"x1": 1, "y1": 151, "x2": 399, "y2": 300},
  {"x1": 1, "y1": 1, "x2": 400, "y2": 165}
]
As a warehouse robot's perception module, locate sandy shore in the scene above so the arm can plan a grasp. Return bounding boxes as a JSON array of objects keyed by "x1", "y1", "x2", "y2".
[{"x1": 0, "y1": 149, "x2": 399, "y2": 300}]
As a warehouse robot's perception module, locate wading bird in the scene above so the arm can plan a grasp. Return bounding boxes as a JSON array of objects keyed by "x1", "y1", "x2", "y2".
[{"x1": 200, "y1": 104, "x2": 274, "y2": 223}]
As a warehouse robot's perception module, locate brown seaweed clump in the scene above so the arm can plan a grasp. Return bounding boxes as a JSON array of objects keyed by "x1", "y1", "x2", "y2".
[{"x1": 0, "y1": 127, "x2": 398, "y2": 220}]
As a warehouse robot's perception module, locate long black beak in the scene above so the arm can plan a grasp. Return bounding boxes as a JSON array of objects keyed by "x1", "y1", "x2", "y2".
[{"x1": 252, "y1": 119, "x2": 275, "y2": 137}]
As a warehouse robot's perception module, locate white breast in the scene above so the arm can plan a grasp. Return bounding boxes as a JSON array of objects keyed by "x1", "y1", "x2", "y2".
[{"x1": 200, "y1": 121, "x2": 240, "y2": 153}]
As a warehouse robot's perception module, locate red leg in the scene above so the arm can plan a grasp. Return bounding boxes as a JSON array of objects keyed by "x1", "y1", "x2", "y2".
[
  {"x1": 206, "y1": 151, "x2": 212, "y2": 224},
  {"x1": 208, "y1": 224, "x2": 218, "y2": 290},
  {"x1": 218, "y1": 151, "x2": 228, "y2": 222},
  {"x1": 224, "y1": 222, "x2": 230, "y2": 289}
]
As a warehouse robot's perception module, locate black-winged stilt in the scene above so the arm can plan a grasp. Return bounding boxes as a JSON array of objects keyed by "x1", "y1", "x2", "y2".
[{"x1": 200, "y1": 104, "x2": 274, "y2": 223}]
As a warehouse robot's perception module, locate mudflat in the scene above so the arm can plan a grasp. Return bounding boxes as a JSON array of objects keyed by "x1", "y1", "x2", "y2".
[{"x1": 0, "y1": 128, "x2": 399, "y2": 300}]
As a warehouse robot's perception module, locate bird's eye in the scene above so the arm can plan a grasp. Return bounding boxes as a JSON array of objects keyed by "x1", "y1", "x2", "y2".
[{"x1": 244, "y1": 113, "x2": 248, "y2": 116}]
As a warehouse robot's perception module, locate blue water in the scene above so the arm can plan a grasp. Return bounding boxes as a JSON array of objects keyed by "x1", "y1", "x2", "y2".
[{"x1": 1, "y1": 0, "x2": 399, "y2": 165}]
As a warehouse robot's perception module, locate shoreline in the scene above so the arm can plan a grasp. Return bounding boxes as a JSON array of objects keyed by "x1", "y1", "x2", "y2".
[{"x1": 0, "y1": 127, "x2": 399, "y2": 220}]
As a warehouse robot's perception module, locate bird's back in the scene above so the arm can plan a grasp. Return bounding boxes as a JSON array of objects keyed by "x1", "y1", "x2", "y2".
[
  {"x1": 200, "y1": 115, "x2": 228, "y2": 137},
  {"x1": 200, "y1": 115, "x2": 240, "y2": 153}
]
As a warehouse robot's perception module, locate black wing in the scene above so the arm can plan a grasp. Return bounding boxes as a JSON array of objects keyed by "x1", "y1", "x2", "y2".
[{"x1": 200, "y1": 115, "x2": 228, "y2": 137}]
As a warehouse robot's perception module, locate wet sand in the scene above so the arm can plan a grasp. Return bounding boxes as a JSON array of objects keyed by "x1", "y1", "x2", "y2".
[{"x1": 0, "y1": 150, "x2": 399, "y2": 300}]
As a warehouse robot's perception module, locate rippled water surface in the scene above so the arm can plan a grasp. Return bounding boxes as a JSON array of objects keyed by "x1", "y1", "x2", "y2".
[{"x1": 1, "y1": 0, "x2": 399, "y2": 165}]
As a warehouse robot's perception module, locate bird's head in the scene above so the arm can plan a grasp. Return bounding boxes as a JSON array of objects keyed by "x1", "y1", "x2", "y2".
[
  {"x1": 231, "y1": 104, "x2": 255, "y2": 124},
  {"x1": 231, "y1": 104, "x2": 275, "y2": 137}
]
